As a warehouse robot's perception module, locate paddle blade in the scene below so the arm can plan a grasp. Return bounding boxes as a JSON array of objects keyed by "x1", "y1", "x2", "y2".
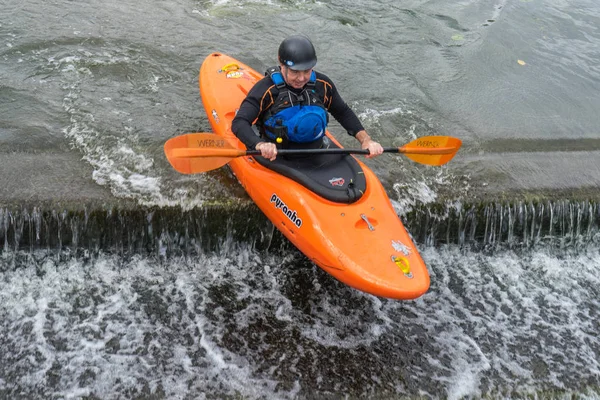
[
  {"x1": 400, "y1": 136, "x2": 462, "y2": 166},
  {"x1": 164, "y1": 133, "x2": 240, "y2": 174}
]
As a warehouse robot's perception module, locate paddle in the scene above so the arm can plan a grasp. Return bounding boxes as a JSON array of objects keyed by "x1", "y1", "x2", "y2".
[{"x1": 164, "y1": 133, "x2": 462, "y2": 175}]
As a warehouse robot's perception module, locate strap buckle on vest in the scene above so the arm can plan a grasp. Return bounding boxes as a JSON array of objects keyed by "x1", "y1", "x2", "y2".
[
  {"x1": 266, "y1": 67, "x2": 286, "y2": 89},
  {"x1": 307, "y1": 70, "x2": 316, "y2": 88}
]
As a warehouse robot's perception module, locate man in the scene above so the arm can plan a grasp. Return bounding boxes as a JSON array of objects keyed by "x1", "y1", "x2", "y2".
[{"x1": 231, "y1": 35, "x2": 384, "y2": 161}]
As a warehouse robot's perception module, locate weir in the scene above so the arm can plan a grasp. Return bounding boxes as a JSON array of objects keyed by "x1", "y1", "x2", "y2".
[
  {"x1": 1, "y1": 198, "x2": 598, "y2": 256},
  {"x1": 407, "y1": 199, "x2": 600, "y2": 250}
]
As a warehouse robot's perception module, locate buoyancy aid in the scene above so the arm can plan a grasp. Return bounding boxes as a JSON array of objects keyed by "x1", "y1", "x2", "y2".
[{"x1": 261, "y1": 67, "x2": 329, "y2": 144}]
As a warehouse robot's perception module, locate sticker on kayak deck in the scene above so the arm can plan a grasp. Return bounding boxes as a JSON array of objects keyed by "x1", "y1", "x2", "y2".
[
  {"x1": 392, "y1": 240, "x2": 412, "y2": 256},
  {"x1": 226, "y1": 71, "x2": 243, "y2": 79},
  {"x1": 197, "y1": 137, "x2": 226, "y2": 148},
  {"x1": 329, "y1": 177, "x2": 345, "y2": 187},
  {"x1": 270, "y1": 193, "x2": 302, "y2": 228},
  {"x1": 211, "y1": 109, "x2": 220, "y2": 123}
]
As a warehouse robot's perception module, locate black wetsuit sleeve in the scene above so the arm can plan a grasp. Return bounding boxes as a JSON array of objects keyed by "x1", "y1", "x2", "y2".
[
  {"x1": 318, "y1": 73, "x2": 365, "y2": 137},
  {"x1": 231, "y1": 77, "x2": 273, "y2": 150}
]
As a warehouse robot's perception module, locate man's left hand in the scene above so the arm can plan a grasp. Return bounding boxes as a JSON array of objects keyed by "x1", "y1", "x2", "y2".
[{"x1": 361, "y1": 139, "x2": 384, "y2": 158}]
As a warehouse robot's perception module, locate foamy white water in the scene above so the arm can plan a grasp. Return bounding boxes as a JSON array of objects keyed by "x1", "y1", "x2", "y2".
[{"x1": 1, "y1": 245, "x2": 598, "y2": 399}]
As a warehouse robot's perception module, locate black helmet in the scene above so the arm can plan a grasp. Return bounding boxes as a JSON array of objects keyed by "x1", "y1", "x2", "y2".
[{"x1": 278, "y1": 35, "x2": 317, "y2": 71}]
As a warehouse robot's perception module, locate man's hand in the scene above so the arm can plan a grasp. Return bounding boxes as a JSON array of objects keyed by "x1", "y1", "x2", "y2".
[
  {"x1": 355, "y1": 130, "x2": 383, "y2": 158},
  {"x1": 255, "y1": 142, "x2": 278, "y2": 161}
]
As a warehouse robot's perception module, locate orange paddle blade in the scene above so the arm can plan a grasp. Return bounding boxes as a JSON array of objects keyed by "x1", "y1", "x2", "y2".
[
  {"x1": 164, "y1": 133, "x2": 241, "y2": 174},
  {"x1": 400, "y1": 136, "x2": 462, "y2": 166}
]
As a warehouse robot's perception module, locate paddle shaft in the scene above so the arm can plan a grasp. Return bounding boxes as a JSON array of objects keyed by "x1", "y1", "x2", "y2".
[
  {"x1": 227, "y1": 146, "x2": 456, "y2": 157},
  {"x1": 164, "y1": 133, "x2": 462, "y2": 173}
]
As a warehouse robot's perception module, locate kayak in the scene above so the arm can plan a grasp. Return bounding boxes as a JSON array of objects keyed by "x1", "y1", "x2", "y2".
[{"x1": 197, "y1": 52, "x2": 429, "y2": 300}]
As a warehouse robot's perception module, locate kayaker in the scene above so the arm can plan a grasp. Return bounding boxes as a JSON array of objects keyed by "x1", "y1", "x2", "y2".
[{"x1": 231, "y1": 35, "x2": 384, "y2": 161}]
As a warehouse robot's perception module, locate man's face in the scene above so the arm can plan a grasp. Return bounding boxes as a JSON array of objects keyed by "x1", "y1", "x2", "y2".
[{"x1": 281, "y1": 65, "x2": 313, "y2": 89}]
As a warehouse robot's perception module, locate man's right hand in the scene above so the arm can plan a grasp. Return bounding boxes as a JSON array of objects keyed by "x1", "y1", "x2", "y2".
[{"x1": 255, "y1": 142, "x2": 278, "y2": 161}]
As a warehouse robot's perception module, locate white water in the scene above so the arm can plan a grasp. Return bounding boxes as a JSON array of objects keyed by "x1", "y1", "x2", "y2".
[{"x1": 1, "y1": 245, "x2": 598, "y2": 399}]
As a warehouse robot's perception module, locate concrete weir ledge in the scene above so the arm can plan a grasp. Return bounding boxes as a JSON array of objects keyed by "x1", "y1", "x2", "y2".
[
  {"x1": 1, "y1": 151, "x2": 600, "y2": 253},
  {"x1": 1, "y1": 191, "x2": 599, "y2": 255}
]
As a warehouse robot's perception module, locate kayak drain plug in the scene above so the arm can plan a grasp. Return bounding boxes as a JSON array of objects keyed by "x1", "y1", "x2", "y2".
[{"x1": 392, "y1": 256, "x2": 413, "y2": 278}]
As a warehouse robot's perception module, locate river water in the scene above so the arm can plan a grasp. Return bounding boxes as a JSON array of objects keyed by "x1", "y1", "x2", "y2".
[{"x1": 1, "y1": 0, "x2": 600, "y2": 398}]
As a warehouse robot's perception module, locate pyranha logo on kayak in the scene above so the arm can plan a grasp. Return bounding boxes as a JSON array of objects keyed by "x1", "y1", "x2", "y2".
[
  {"x1": 329, "y1": 177, "x2": 345, "y2": 187},
  {"x1": 270, "y1": 193, "x2": 302, "y2": 228}
]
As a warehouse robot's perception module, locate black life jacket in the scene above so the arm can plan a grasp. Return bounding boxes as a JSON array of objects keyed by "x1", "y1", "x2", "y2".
[{"x1": 260, "y1": 67, "x2": 329, "y2": 143}]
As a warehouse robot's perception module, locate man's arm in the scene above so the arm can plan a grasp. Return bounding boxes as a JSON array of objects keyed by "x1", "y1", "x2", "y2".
[
  {"x1": 231, "y1": 78, "x2": 271, "y2": 150},
  {"x1": 321, "y1": 74, "x2": 384, "y2": 158},
  {"x1": 327, "y1": 95, "x2": 366, "y2": 137}
]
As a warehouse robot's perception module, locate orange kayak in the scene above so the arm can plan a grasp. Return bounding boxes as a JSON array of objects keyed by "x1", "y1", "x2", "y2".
[{"x1": 199, "y1": 52, "x2": 429, "y2": 300}]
